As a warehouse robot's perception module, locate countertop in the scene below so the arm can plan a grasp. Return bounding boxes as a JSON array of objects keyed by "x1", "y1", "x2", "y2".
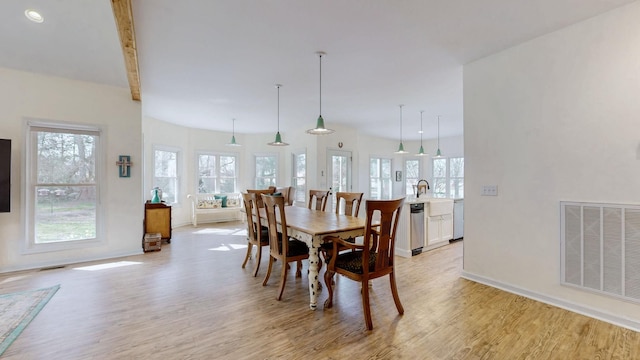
[{"x1": 403, "y1": 196, "x2": 456, "y2": 204}]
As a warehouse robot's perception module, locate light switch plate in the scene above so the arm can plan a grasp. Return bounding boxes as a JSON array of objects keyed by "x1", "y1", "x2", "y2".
[{"x1": 481, "y1": 185, "x2": 498, "y2": 196}]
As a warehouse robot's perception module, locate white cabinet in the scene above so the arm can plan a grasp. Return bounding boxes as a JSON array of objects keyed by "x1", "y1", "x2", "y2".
[
  {"x1": 427, "y1": 215, "x2": 440, "y2": 245},
  {"x1": 395, "y1": 198, "x2": 454, "y2": 258},
  {"x1": 427, "y1": 213, "x2": 453, "y2": 246},
  {"x1": 426, "y1": 199, "x2": 454, "y2": 247},
  {"x1": 442, "y1": 214, "x2": 453, "y2": 240}
]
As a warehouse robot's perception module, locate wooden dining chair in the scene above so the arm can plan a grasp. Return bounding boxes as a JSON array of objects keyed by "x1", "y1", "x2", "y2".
[
  {"x1": 246, "y1": 187, "x2": 276, "y2": 209},
  {"x1": 241, "y1": 192, "x2": 270, "y2": 277},
  {"x1": 335, "y1": 192, "x2": 363, "y2": 216},
  {"x1": 276, "y1": 186, "x2": 295, "y2": 206},
  {"x1": 308, "y1": 190, "x2": 329, "y2": 211},
  {"x1": 320, "y1": 192, "x2": 364, "y2": 270},
  {"x1": 261, "y1": 194, "x2": 310, "y2": 301},
  {"x1": 323, "y1": 197, "x2": 405, "y2": 330}
]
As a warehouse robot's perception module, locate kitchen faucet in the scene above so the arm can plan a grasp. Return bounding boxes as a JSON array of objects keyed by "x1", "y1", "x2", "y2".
[{"x1": 415, "y1": 179, "x2": 430, "y2": 198}]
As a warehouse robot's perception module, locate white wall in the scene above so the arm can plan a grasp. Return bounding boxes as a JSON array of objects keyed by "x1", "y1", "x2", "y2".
[
  {"x1": 0, "y1": 67, "x2": 142, "y2": 272},
  {"x1": 463, "y1": 2, "x2": 640, "y2": 328},
  {"x1": 142, "y1": 114, "x2": 466, "y2": 226}
]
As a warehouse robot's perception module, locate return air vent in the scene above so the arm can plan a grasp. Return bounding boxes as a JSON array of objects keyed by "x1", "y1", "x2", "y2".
[{"x1": 561, "y1": 202, "x2": 640, "y2": 303}]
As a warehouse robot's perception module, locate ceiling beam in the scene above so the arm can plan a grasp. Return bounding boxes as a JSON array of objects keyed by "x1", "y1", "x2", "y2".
[{"x1": 111, "y1": 0, "x2": 141, "y2": 101}]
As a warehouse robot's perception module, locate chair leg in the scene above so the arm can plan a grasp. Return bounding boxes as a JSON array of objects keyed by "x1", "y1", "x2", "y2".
[
  {"x1": 242, "y1": 242, "x2": 253, "y2": 269},
  {"x1": 362, "y1": 280, "x2": 373, "y2": 330},
  {"x1": 323, "y1": 268, "x2": 335, "y2": 309},
  {"x1": 262, "y1": 256, "x2": 274, "y2": 286},
  {"x1": 253, "y1": 245, "x2": 262, "y2": 277},
  {"x1": 277, "y1": 261, "x2": 288, "y2": 300},
  {"x1": 389, "y1": 271, "x2": 404, "y2": 315},
  {"x1": 296, "y1": 260, "x2": 303, "y2": 278}
]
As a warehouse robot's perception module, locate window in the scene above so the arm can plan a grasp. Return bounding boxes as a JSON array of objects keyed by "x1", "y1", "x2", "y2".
[
  {"x1": 370, "y1": 157, "x2": 392, "y2": 200},
  {"x1": 27, "y1": 123, "x2": 101, "y2": 247},
  {"x1": 154, "y1": 147, "x2": 179, "y2": 204},
  {"x1": 197, "y1": 153, "x2": 238, "y2": 193},
  {"x1": 255, "y1": 154, "x2": 277, "y2": 188},
  {"x1": 432, "y1": 157, "x2": 464, "y2": 198},
  {"x1": 404, "y1": 159, "x2": 421, "y2": 195},
  {"x1": 292, "y1": 151, "x2": 306, "y2": 203}
]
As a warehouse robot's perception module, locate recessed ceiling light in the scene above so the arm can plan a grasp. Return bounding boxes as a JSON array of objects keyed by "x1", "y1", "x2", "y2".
[{"x1": 25, "y1": 9, "x2": 44, "y2": 23}]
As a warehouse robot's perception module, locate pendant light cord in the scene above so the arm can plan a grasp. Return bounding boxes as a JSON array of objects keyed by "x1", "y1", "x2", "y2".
[
  {"x1": 319, "y1": 53, "x2": 322, "y2": 116},
  {"x1": 420, "y1": 111, "x2": 424, "y2": 144},
  {"x1": 399, "y1": 104, "x2": 404, "y2": 142},
  {"x1": 277, "y1": 85, "x2": 281, "y2": 131},
  {"x1": 437, "y1": 115, "x2": 440, "y2": 148}
]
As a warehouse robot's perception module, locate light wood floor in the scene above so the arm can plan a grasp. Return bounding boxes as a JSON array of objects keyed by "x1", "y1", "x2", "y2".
[{"x1": 1, "y1": 222, "x2": 639, "y2": 359}]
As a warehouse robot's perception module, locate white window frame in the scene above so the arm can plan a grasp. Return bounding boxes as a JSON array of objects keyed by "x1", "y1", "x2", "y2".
[
  {"x1": 291, "y1": 150, "x2": 306, "y2": 204},
  {"x1": 23, "y1": 120, "x2": 105, "y2": 253},
  {"x1": 369, "y1": 156, "x2": 393, "y2": 200},
  {"x1": 195, "y1": 151, "x2": 239, "y2": 194},
  {"x1": 254, "y1": 153, "x2": 278, "y2": 189},
  {"x1": 153, "y1": 145, "x2": 181, "y2": 205},
  {"x1": 404, "y1": 158, "x2": 422, "y2": 195},
  {"x1": 432, "y1": 156, "x2": 464, "y2": 198}
]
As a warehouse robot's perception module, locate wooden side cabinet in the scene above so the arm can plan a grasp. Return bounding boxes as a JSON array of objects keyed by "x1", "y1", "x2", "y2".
[{"x1": 144, "y1": 202, "x2": 172, "y2": 243}]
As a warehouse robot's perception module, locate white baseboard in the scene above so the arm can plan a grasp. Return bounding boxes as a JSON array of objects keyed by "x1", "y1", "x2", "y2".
[
  {"x1": 396, "y1": 248, "x2": 412, "y2": 258},
  {"x1": 0, "y1": 249, "x2": 143, "y2": 274},
  {"x1": 461, "y1": 271, "x2": 640, "y2": 332}
]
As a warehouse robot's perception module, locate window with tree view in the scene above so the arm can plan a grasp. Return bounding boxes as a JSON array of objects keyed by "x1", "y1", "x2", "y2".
[
  {"x1": 370, "y1": 157, "x2": 392, "y2": 200},
  {"x1": 255, "y1": 155, "x2": 277, "y2": 188},
  {"x1": 29, "y1": 125, "x2": 99, "y2": 244},
  {"x1": 154, "y1": 148, "x2": 179, "y2": 204},
  {"x1": 405, "y1": 159, "x2": 420, "y2": 195},
  {"x1": 292, "y1": 152, "x2": 306, "y2": 203},
  {"x1": 432, "y1": 157, "x2": 464, "y2": 198},
  {"x1": 197, "y1": 153, "x2": 237, "y2": 193}
]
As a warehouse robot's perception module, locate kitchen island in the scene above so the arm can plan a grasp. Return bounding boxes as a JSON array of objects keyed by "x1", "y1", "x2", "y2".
[{"x1": 395, "y1": 196, "x2": 454, "y2": 258}]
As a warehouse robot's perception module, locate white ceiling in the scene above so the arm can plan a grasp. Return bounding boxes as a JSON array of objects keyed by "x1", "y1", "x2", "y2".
[{"x1": 1, "y1": 0, "x2": 636, "y2": 141}]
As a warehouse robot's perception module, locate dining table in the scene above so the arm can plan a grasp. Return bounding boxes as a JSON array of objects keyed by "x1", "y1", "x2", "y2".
[{"x1": 259, "y1": 205, "x2": 366, "y2": 310}]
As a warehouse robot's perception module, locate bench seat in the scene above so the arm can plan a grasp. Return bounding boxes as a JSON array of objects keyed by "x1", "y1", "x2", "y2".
[{"x1": 186, "y1": 193, "x2": 242, "y2": 226}]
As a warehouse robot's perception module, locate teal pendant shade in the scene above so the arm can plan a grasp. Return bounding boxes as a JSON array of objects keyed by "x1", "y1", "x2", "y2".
[
  {"x1": 307, "y1": 51, "x2": 335, "y2": 135},
  {"x1": 433, "y1": 115, "x2": 443, "y2": 158},
  {"x1": 394, "y1": 104, "x2": 408, "y2": 154},
  {"x1": 416, "y1": 110, "x2": 427, "y2": 156},
  {"x1": 226, "y1": 118, "x2": 241, "y2": 147},
  {"x1": 269, "y1": 131, "x2": 288, "y2": 146},
  {"x1": 308, "y1": 114, "x2": 333, "y2": 134},
  {"x1": 268, "y1": 84, "x2": 289, "y2": 146}
]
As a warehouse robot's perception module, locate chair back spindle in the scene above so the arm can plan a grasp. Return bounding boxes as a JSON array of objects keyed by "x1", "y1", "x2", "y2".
[
  {"x1": 308, "y1": 190, "x2": 329, "y2": 211},
  {"x1": 335, "y1": 192, "x2": 363, "y2": 216}
]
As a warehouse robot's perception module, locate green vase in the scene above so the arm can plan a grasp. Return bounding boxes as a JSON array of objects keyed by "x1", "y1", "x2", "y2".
[{"x1": 151, "y1": 188, "x2": 161, "y2": 203}]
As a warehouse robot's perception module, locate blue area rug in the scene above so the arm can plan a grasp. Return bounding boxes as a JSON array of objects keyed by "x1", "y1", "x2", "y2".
[{"x1": 0, "y1": 285, "x2": 60, "y2": 355}]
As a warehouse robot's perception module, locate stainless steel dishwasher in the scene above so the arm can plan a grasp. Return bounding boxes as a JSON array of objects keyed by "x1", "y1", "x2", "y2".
[{"x1": 410, "y1": 203, "x2": 425, "y2": 255}]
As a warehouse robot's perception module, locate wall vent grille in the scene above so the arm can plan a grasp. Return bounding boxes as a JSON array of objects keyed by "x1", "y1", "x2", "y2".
[{"x1": 561, "y1": 202, "x2": 640, "y2": 303}]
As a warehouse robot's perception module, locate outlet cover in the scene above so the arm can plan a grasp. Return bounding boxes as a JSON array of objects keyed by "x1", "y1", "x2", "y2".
[{"x1": 481, "y1": 185, "x2": 498, "y2": 196}]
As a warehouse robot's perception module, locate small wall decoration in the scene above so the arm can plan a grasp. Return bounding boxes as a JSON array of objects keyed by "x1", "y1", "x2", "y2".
[
  {"x1": 116, "y1": 155, "x2": 132, "y2": 177},
  {"x1": 395, "y1": 171, "x2": 402, "y2": 182}
]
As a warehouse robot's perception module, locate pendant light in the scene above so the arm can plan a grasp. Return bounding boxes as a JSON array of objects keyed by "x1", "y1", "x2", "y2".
[
  {"x1": 225, "y1": 118, "x2": 241, "y2": 147},
  {"x1": 307, "y1": 51, "x2": 335, "y2": 135},
  {"x1": 416, "y1": 110, "x2": 427, "y2": 156},
  {"x1": 395, "y1": 104, "x2": 408, "y2": 154},
  {"x1": 268, "y1": 84, "x2": 289, "y2": 146},
  {"x1": 434, "y1": 115, "x2": 443, "y2": 158}
]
